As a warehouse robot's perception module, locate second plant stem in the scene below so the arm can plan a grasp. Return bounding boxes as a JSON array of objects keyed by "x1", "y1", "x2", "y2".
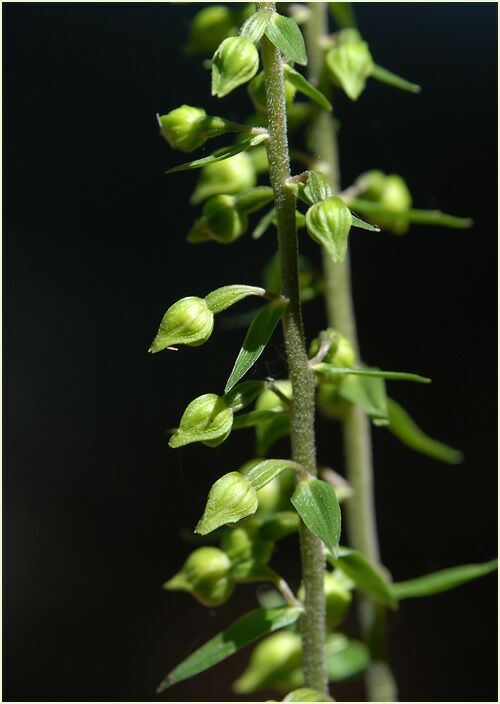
[
  {"x1": 259, "y1": 3, "x2": 328, "y2": 695},
  {"x1": 305, "y1": 3, "x2": 397, "y2": 702}
]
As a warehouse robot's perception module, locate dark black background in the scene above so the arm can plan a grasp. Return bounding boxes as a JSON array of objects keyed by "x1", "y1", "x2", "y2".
[{"x1": 4, "y1": 3, "x2": 497, "y2": 702}]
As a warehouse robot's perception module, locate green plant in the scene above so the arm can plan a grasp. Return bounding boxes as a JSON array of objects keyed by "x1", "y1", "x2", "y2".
[{"x1": 151, "y1": 4, "x2": 496, "y2": 701}]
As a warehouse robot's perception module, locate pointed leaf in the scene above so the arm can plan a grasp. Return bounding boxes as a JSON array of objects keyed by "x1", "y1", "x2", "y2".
[
  {"x1": 225, "y1": 301, "x2": 286, "y2": 393},
  {"x1": 304, "y1": 170, "x2": 333, "y2": 204},
  {"x1": 284, "y1": 64, "x2": 332, "y2": 111},
  {"x1": 265, "y1": 13, "x2": 308, "y2": 66},
  {"x1": 392, "y1": 559, "x2": 498, "y2": 601},
  {"x1": 313, "y1": 364, "x2": 431, "y2": 384},
  {"x1": 240, "y1": 9, "x2": 271, "y2": 43},
  {"x1": 252, "y1": 208, "x2": 276, "y2": 240},
  {"x1": 166, "y1": 134, "x2": 268, "y2": 173},
  {"x1": 331, "y1": 547, "x2": 397, "y2": 609},
  {"x1": 371, "y1": 63, "x2": 421, "y2": 94},
  {"x1": 205, "y1": 284, "x2": 267, "y2": 314},
  {"x1": 350, "y1": 213, "x2": 380, "y2": 232},
  {"x1": 157, "y1": 606, "x2": 302, "y2": 692},
  {"x1": 387, "y1": 398, "x2": 463, "y2": 464},
  {"x1": 291, "y1": 478, "x2": 341, "y2": 558},
  {"x1": 338, "y1": 374, "x2": 388, "y2": 426}
]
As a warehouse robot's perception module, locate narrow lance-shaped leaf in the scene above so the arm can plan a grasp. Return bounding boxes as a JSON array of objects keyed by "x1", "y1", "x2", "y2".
[
  {"x1": 225, "y1": 301, "x2": 287, "y2": 393},
  {"x1": 329, "y1": 547, "x2": 397, "y2": 609},
  {"x1": 387, "y1": 398, "x2": 463, "y2": 464},
  {"x1": 391, "y1": 559, "x2": 498, "y2": 601},
  {"x1": 313, "y1": 364, "x2": 431, "y2": 384},
  {"x1": 347, "y1": 197, "x2": 473, "y2": 229},
  {"x1": 156, "y1": 606, "x2": 302, "y2": 692},
  {"x1": 350, "y1": 213, "x2": 380, "y2": 232},
  {"x1": 283, "y1": 64, "x2": 332, "y2": 111},
  {"x1": 204, "y1": 284, "x2": 267, "y2": 314},
  {"x1": 371, "y1": 63, "x2": 421, "y2": 94},
  {"x1": 166, "y1": 134, "x2": 268, "y2": 174},
  {"x1": 265, "y1": 13, "x2": 308, "y2": 66},
  {"x1": 291, "y1": 478, "x2": 341, "y2": 558}
]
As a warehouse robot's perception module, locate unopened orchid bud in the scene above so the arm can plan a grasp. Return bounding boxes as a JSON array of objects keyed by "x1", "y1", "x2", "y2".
[
  {"x1": 149, "y1": 296, "x2": 214, "y2": 353},
  {"x1": 188, "y1": 195, "x2": 248, "y2": 245},
  {"x1": 358, "y1": 171, "x2": 413, "y2": 234},
  {"x1": 186, "y1": 5, "x2": 238, "y2": 56},
  {"x1": 233, "y1": 631, "x2": 302, "y2": 694},
  {"x1": 212, "y1": 36, "x2": 260, "y2": 98},
  {"x1": 306, "y1": 196, "x2": 352, "y2": 263},
  {"x1": 191, "y1": 152, "x2": 257, "y2": 205},
  {"x1": 220, "y1": 523, "x2": 273, "y2": 565},
  {"x1": 309, "y1": 328, "x2": 356, "y2": 368},
  {"x1": 158, "y1": 105, "x2": 228, "y2": 153},
  {"x1": 169, "y1": 393, "x2": 233, "y2": 449},
  {"x1": 326, "y1": 29, "x2": 374, "y2": 101},
  {"x1": 164, "y1": 546, "x2": 234, "y2": 607},
  {"x1": 195, "y1": 471, "x2": 258, "y2": 535},
  {"x1": 298, "y1": 571, "x2": 352, "y2": 628},
  {"x1": 248, "y1": 71, "x2": 297, "y2": 113}
]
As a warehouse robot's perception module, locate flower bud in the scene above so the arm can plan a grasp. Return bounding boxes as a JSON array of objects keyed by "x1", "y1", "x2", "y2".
[
  {"x1": 158, "y1": 105, "x2": 228, "y2": 153},
  {"x1": 212, "y1": 36, "x2": 260, "y2": 98},
  {"x1": 298, "y1": 571, "x2": 352, "y2": 628},
  {"x1": 195, "y1": 471, "x2": 259, "y2": 535},
  {"x1": 306, "y1": 196, "x2": 352, "y2": 263},
  {"x1": 169, "y1": 393, "x2": 233, "y2": 449},
  {"x1": 191, "y1": 152, "x2": 257, "y2": 205},
  {"x1": 233, "y1": 631, "x2": 302, "y2": 694},
  {"x1": 358, "y1": 171, "x2": 413, "y2": 234},
  {"x1": 149, "y1": 296, "x2": 214, "y2": 353},
  {"x1": 186, "y1": 5, "x2": 238, "y2": 56},
  {"x1": 188, "y1": 195, "x2": 248, "y2": 245},
  {"x1": 220, "y1": 523, "x2": 273, "y2": 566},
  {"x1": 248, "y1": 71, "x2": 297, "y2": 113},
  {"x1": 164, "y1": 546, "x2": 234, "y2": 607},
  {"x1": 326, "y1": 30, "x2": 374, "y2": 101},
  {"x1": 309, "y1": 328, "x2": 355, "y2": 368}
]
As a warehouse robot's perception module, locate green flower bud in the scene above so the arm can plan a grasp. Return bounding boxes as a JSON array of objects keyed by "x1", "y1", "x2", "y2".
[
  {"x1": 358, "y1": 170, "x2": 387, "y2": 200},
  {"x1": 309, "y1": 328, "x2": 356, "y2": 368},
  {"x1": 212, "y1": 36, "x2": 260, "y2": 98},
  {"x1": 191, "y1": 152, "x2": 257, "y2": 205},
  {"x1": 164, "y1": 546, "x2": 234, "y2": 607},
  {"x1": 299, "y1": 572, "x2": 352, "y2": 628},
  {"x1": 306, "y1": 196, "x2": 352, "y2": 263},
  {"x1": 317, "y1": 383, "x2": 350, "y2": 421},
  {"x1": 158, "y1": 105, "x2": 228, "y2": 153},
  {"x1": 248, "y1": 72, "x2": 297, "y2": 113},
  {"x1": 169, "y1": 393, "x2": 233, "y2": 449},
  {"x1": 233, "y1": 631, "x2": 302, "y2": 694},
  {"x1": 188, "y1": 195, "x2": 248, "y2": 245},
  {"x1": 149, "y1": 296, "x2": 214, "y2": 353},
  {"x1": 195, "y1": 471, "x2": 259, "y2": 535},
  {"x1": 186, "y1": 5, "x2": 238, "y2": 56},
  {"x1": 220, "y1": 523, "x2": 274, "y2": 565},
  {"x1": 326, "y1": 30, "x2": 374, "y2": 100},
  {"x1": 358, "y1": 171, "x2": 413, "y2": 234}
]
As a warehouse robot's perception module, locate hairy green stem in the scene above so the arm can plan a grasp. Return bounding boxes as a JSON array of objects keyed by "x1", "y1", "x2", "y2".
[
  {"x1": 305, "y1": 4, "x2": 397, "y2": 701},
  {"x1": 258, "y1": 2, "x2": 328, "y2": 695}
]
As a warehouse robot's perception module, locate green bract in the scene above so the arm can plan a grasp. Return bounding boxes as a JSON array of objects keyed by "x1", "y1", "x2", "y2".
[
  {"x1": 149, "y1": 296, "x2": 214, "y2": 352},
  {"x1": 164, "y1": 546, "x2": 234, "y2": 607},
  {"x1": 326, "y1": 30, "x2": 374, "y2": 100},
  {"x1": 196, "y1": 471, "x2": 259, "y2": 535},
  {"x1": 212, "y1": 36, "x2": 260, "y2": 98},
  {"x1": 191, "y1": 152, "x2": 257, "y2": 205},
  {"x1": 158, "y1": 105, "x2": 228, "y2": 153},
  {"x1": 188, "y1": 195, "x2": 248, "y2": 244},
  {"x1": 306, "y1": 196, "x2": 352, "y2": 263},
  {"x1": 169, "y1": 393, "x2": 233, "y2": 448}
]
